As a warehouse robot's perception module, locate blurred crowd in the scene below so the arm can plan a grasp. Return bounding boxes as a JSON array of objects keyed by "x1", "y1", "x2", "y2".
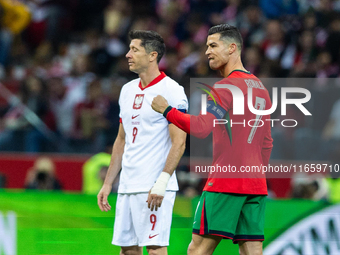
[{"x1": 0, "y1": 0, "x2": 340, "y2": 198}]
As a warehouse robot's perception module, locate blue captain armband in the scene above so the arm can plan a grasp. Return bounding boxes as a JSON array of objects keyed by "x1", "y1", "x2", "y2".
[{"x1": 206, "y1": 101, "x2": 227, "y2": 119}]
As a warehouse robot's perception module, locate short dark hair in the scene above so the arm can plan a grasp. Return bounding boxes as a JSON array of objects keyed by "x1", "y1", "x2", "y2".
[
  {"x1": 208, "y1": 24, "x2": 243, "y2": 52},
  {"x1": 128, "y1": 30, "x2": 165, "y2": 63}
]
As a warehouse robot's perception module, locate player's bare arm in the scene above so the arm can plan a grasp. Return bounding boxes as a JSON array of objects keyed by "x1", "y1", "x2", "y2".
[
  {"x1": 97, "y1": 123, "x2": 125, "y2": 212},
  {"x1": 147, "y1": 124, "x2": 186, "y2": 211}
]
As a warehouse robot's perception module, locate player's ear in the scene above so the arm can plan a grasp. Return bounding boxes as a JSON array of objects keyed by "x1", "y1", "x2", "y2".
[
  {"x1": 229, "y1": 43, "x2": 237, "y2": 55},
  {"x1": 149, "y1": 51, "x2": 158, "y2": 62}
]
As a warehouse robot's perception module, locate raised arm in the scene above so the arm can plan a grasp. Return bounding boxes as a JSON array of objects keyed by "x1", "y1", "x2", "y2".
[
  {"x1": 152, "y1": 95, "x2": 217, "y2": 139},
  {"x1": 97, "y1": 123, "x2": 125, "y2": 212}
]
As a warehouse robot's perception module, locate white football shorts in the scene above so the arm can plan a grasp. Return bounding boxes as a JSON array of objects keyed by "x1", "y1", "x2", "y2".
[{"x1": 112, "y1": 191, "x2": 176, "y2": 247}]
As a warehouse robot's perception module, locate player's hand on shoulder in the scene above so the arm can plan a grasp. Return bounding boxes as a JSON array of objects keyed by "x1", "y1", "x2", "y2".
[
  {"x1": 97, "y1": 184, "x2": 112, "y2": 212},
  {"x1": 152, "y1": 95, "x2": 169, "y2": 114},
  {"x1": 147, "y1": 189, "x2": 164, "y2": 212}
]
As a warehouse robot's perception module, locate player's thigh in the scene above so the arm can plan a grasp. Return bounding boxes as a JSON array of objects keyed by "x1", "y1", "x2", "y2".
[
  {"x1": 112, "y1": 194, "x2": 138, "y2": 247},
  {"x1": 188, "y1": 234, "x2": 222, "y2": 255},
  {"x1": 146, "y1": 246, "x2": 167, "y2": 255},
  {"x1": 234, "y1": 195, "x2": 266, "y2": 243},
  {"x1": 120, "y1": 246, "x2": 143, "y2": 255},
  {"x1": 193, "y1": 191, "x2": 245, "y2": 238},
  {"x1": 130, "y1": 192, "x2": 176, "y2": 246},
  {"x1": 238, "y1": 241, "x2": 263, "y2": 255}
]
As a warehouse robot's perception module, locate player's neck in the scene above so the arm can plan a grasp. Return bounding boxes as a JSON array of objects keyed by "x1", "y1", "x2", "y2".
[
  {"x1": 139, "y1": 67, "x2": 161, "y2": 88},
  {"x1": 220, "y1": 56, "x2": 247, "y2": 78}
]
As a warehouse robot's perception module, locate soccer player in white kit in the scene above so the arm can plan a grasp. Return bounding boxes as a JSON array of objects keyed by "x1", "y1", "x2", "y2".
[{"x1": 97, "y1": 30, "x2": 188, "y2": 255}]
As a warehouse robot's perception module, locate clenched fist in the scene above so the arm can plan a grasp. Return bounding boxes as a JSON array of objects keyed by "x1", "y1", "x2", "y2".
[{"x1": 152, "y1": 95, "x2": 169, "y2": 114}]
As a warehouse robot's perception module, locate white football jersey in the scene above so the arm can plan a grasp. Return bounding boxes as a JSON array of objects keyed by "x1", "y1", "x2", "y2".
[{"x1": 118, "y1": 72, "x2": 188, "y2": 193}]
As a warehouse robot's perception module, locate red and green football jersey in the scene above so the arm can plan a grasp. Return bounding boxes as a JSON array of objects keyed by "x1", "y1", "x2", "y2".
[{"x1": 166, "y1": 70, "x2": 273, "y2": 195}]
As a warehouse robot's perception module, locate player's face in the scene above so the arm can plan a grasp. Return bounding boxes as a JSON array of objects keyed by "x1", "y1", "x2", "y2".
[
  {"x1": 205, "y1": 33, "x2": 230, "y2": 70},
  {"x1": 126, "y1": 39, "x2": 149, "y2": 74}
]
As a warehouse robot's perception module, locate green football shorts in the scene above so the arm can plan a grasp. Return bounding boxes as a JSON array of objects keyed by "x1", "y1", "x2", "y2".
[{"x1": 192, "y1": 191, "x2": 266, "y2": 244}]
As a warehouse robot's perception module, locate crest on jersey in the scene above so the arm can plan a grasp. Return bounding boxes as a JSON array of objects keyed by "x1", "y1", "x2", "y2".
[{"x1": 133, "y1": 94, "x2": 144, "y2": 109}]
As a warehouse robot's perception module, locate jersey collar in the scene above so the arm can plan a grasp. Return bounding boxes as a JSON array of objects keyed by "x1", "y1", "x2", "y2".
[
  {"x1": 139, "y1": 72, "x2": 167, "y2": 90},
  {"x1": 227, "y1": 69, "x2": 251, "y2": 77}
]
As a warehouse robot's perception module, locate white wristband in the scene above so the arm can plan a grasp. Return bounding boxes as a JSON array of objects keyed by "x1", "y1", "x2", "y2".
[{"x1": 150, "y1": 172, "x2": 170, "y2": 197}]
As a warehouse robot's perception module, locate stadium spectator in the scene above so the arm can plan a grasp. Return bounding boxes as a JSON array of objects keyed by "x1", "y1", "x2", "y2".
[
  {"x1": 82, "y1": 151, "x2": 113, "y2": 195},
  {"x1": 160, "y1": 48, "x2": 181, "y2": 82},
  {"x1": 74, "y1": 79, "x2": 111, "y2": 153},
  {"x1": 239, "y1": 5, "x2": 266, "y2": 48},
  {"x1": 176, "y1": 166, "x2": 201, "y2": 198},
  {"x1": 290, "y1": 30, "x2": 318, "y2": 77},
  {"x1": 89, "y1": 38, "x2": 114, "y2": 77},
  {"x1": 262, "y1": 20, "x2": 286, "y2": 63},
  {"x1": 47, "y1": 75, "x2": 84, "y2": 152},
  {"x1": 0, "y1": 172, "x2": 6, "y2": 188},
  {"x1": 260, "y1": 0, "x2": 299, "y2": 19},
  {"x1": 20, "y1": 74, "x2": 52, "y2": 152},
  {"x1": 104, "y1": 0, "x2": 131, "y2": 38},
  {"x1": 64, "y1": 54, "x2": 95, "y2": 100},
  {"x1": 325, "y1": 15, "x2": 340, "y2": 63},
  {"x1": 177, "y1": 40, "x2": 200, "y2": 75},
  {"x1": 0, "y1": 0, "x2": 30, "y2": 66},
  {"x1": 315, "y1": 51, "x2": 339, "y2": 79},
  {"x1": 103, "y1": 79, "x2": 121, "y2": 145},
  {"x1": 24, "y1": 0, "x2": 72, "y2": 51},
  {"x1": 25, "y1": 156, "x2": 61, "y2": 190},
  {"x1": 0, "y1": 74, "x2": 52, "y2": 152},
  {"x1": 321, "y1": 98, "x2": 340, "y2": 159},
  {"x1": 290, "y1": 173, "x2": 329, "y2": 201},
  {"x1": 244, "y1": 46, "x2": 263, "y2": 76}
]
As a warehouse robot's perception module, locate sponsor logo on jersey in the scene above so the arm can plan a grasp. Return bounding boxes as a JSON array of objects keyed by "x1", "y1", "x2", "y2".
[
  {"x1": 133, "y1": 94, "x2": 144, "y2": 109},
  {"x1": 132, "y1": 114, "x2": 140, "y2": 119},
  {"x1": 149, "y1": 234, "x2": 159, "y2": 239}
]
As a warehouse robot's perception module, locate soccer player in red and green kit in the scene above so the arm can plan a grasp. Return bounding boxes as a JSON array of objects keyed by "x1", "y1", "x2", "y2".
[{"x1": 151, "y1": 24, "x2": 273, "y2": 255}]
